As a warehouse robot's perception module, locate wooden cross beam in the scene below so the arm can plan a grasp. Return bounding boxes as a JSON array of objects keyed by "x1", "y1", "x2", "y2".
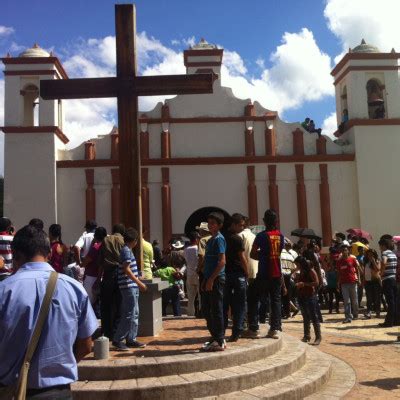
[{"x1": 40, "y1": 4, "x2": 213, "y2": 268}]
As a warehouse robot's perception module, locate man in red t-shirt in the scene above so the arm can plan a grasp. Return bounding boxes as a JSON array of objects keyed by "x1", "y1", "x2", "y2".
[{"x1": 337, "y1": 244, "x2": 359, "y2": 323}]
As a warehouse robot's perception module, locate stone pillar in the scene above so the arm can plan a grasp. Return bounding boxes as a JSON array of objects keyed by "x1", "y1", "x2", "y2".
[
  {"x1": 268, "y1": 165, "x2": 280, "y2": 225},
  {"x1": 111, "y1": 133, "x2": 119, "y2": 160},
  {"x1": 111, "y1": 168, "x2": 120, "y2": 227},
  {"x1": 247, "y1": 166, "x2": 258, "y2": 224},
  {"x1": 138, "y1": 278, "x2": 169, "y2": 336},
  {"x1": 295, "y1": 164, "x2": 308, "y2": 228},
  {"x1": 245, "y1": 128, "x2": 255, "y2": 156},
  {"x1": 140, "y1": 130, "x2": 149, "y2": 159},
  {"x1": 161, "y1": 131, "x2": 171, "y2": 159},
  {"x1": 85, "y1": 141, "x2": 96, "y2": 160},
  {"x1": 319, "y1": 164, "x2": 332, "y2": 246},
  {"x1": 292, "y1": 128, "x2": 304, "y2": 155},
  {"x1": 316, "y1": 136, "x2": 327, "y2": 155},
  {"x1": 85, "y1": 169, "x2": 96, "y2": 221},
  {"x1": 161, "y1": 167, "x2": 172, "y2": 249},
  {"x1": 141, "y1": 168, "x2": 150, "y2": 241},
  {"x1": 265, "y1": 127, "x2": 276, "y2": 156}
]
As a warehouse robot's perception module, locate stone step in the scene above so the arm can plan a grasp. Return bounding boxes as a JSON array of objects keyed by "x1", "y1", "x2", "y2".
[
  {"x1": 72, "y1": 336, "x2": 306, "y2": 400},
  {"x1": 201, "y1": 346, "x2": 334, "y2": 400},
  {"x1": 79, "y1": 333, "x2": 283, "y2": 380},
  {"x1": 305, "y1": 356, "x2": 356, "y2": 399}
]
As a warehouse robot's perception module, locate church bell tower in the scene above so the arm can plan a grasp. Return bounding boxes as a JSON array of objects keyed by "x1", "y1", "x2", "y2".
[{"x1": 1, "y1": 44, "x2": 69, "y2": 228}]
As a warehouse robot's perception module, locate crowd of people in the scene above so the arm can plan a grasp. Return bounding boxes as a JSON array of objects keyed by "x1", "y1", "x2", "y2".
[{"x1": 1, "y1": 211, "x2": 400, "y2": 397}]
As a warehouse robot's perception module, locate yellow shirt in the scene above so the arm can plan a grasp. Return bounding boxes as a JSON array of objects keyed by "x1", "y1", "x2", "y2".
[{"x1": 142, "y1": 239, "x2": 154, "y2": 280}]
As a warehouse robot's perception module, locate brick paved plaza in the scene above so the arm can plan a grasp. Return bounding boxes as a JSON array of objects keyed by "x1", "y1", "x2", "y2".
[{"x1": 72, "y1": 309, "x2": 400, "y2": 399}]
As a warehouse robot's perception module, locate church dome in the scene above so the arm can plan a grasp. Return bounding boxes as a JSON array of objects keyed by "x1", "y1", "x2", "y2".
[
  {"x1": 351, "y1": 39, "x2": 380, "y2": 54},
  {"x1": 19, "y1": 43, "x2": 50, "y2": 58},
  {"x1": 190, "y1": 38, "x2": 218, "y2": 50}
]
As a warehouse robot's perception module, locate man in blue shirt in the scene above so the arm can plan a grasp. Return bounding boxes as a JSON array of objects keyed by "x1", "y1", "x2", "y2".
[
  {"x1": 201, "y1": 212, "x2": 226, "y2": 352},
  {"x1": 0, "y1": 225, "x2": 98, "y2": 399}
]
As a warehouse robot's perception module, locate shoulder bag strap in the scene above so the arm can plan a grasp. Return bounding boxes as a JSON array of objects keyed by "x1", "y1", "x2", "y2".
[{"x1": 15, "y1": 271, "x2": 59, "y2": 400}]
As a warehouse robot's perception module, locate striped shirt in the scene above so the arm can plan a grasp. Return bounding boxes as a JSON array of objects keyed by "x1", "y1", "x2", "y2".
[
  {"x1": 118, "y1": 245, "x2": 139, "y2": 289},
  {"x1": 0, "y1": 232, "x2": 13, "y2": 273},
  {"x1": 381, "y1": 249, "x2": 397, "y2": 281}
]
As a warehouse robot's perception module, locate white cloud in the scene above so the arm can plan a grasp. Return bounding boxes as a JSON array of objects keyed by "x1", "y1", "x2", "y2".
[
  {"x1": 0, "y1": 26, "x2": 14, "y2": 37},
  {"x1": 54, "y1": 28, "x2": 334, "y2": 147},
  {"x1": 256, "y1": 58, "x2": 265, "y2": 69},
  {"x1": 325, "y1": 0, "x2": 400, "y2": 53},
  {"x1": 321, "y1": 112, "x2": 338, "y2": 136},
  {"x1": 221, "y1": 28, "x2": 333, "y2": 113}
]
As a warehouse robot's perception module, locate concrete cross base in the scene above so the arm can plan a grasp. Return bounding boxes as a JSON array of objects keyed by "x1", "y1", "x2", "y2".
[{"x1": 138, "y1": 277, "x2": 169, "y2": 336}]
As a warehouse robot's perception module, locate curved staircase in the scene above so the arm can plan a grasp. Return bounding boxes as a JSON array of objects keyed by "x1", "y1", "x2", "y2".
[{"x1": 72, "y1": 332, "x2": 355, "y2": 399}]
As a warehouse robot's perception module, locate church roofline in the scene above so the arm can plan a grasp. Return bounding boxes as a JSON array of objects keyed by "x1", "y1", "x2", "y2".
[
  {"x1": 1, "y1": 56, "x2": 69, "y2": 79},
  {"x1": 331, "y1": 52, "x2": 400, "y2": 77}
]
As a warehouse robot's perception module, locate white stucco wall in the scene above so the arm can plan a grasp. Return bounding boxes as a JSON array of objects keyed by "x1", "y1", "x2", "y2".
[
  {"x1": 353, "y1": 125, "x2": 400, "y2": 245},
  {"x1": 4, "y1": 132, "x2": 58, "y2": 231}
]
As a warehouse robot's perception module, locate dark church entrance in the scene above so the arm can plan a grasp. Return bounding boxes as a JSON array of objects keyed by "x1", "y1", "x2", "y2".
[{"x1": 184, "y1": 207, "x2": 231, "y2": 236}]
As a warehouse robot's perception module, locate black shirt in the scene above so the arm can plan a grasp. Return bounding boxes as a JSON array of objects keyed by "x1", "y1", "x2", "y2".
[{"x1": 224, "y1": 231, "x2": 245, "y2": 276}]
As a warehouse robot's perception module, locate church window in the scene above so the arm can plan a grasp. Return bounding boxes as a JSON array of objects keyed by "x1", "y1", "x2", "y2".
[
  {"x1": 366, "y1": 79, "x2": 385, "y2": 119},
  {"x1": 21, "y1": 84, "x2": 40, "y2": 126}
]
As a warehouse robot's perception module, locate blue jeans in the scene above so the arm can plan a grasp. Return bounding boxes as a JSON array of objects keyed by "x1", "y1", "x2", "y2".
[
  {"x1": 113, "y1": 286, "x2": 139, "y2": 343},
  {"x1": 298, "y1": 295, "x2": 319, "y2": 336},
  {"x1": 382, "y1": 278, "x2": 397, "y2": 326},
  {"x1": 162, "y1": 285, "x2": 181, "y2": 316},
  {"x1": 341, "y1": 283, "x2": 358, "y2": 320},
  {"x1": 223, "y1": 273, "x2": 247, "y2": 336},
  {"x1": 202, "y1": 276, "x2": 225, "y2": 344}
]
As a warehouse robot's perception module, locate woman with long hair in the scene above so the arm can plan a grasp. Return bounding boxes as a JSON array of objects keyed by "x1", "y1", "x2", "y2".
[
  {"x1": 294, "y1": 256, "x2": 321, "y2": 345},
  {"x1": 48, "y1": 224, "x2": 68, "y2": 273}
]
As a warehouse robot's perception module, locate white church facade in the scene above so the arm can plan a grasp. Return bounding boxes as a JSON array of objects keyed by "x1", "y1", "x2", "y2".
[{"x1": 2, "y1": 40, "x2": 400, "y2": 247}]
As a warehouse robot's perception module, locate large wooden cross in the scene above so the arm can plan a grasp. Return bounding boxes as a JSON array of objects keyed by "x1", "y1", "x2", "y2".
[{"x1": 40, "y1": 4, "x2": 213, "y2": 268}]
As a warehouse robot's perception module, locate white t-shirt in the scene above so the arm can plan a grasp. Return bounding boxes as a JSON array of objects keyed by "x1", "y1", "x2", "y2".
[
  {"x1": 184, "y1": 245, "x2": 198, "y2": 283},
  {"x1": 75, "y1": 231, "x2": 95, "y2": 258},
  {"x1": 239, "y1": 228, "x2": 258, "y2": 279}
]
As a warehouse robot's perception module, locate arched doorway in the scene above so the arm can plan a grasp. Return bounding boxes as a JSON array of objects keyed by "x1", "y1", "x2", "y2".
[{"x1": 184, "y1": 207, "x2": 231, "y2": 236}]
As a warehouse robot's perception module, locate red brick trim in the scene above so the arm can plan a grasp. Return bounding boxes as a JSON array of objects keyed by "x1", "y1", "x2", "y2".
[
  {"x1": 56, "y1": 153, "x2": 355, "y2": 169},
  {"x1": 331, "y1": 52, "x2": 400, "y2": 76},
  {"x1": 85, "y1": 142, "x2": 96, "y2": 160},
  {"x1": 3, "y1": 70, "x2": 59, "y2": 77},
  {"x1": 265, "y1": 128, "x2": 276, "y2": 156},
  {"x1": 335, "y1": 118, "x2": 400, "y2": 135},
  {"x1": 140, "y1": 131, "x2": 149, "y2": 159},
  {"x1": 161, "y1": 168, "x2": 172, "y2": 249},
  {"x1": 333, "y1": 65, "x2": 400, "y2": 85},
  {"x1": 268, "y1": 165, "x2": 280, "y2": 226},
  {"x1": 316, "y1": 136, "x2": 327, "y2": 155},
  {"x1": 139, "y1": 114, "x2": 277, "y2": 124},
  {"x1": 319, "y1": 164, "x2": 332, "y2": 246},
  {"x1": 111, "y1": 168, "x2": 120, "y2": 227},
  {"x1": 85, "y1": 169, "x2": 96, "y2": 221},
  {"x1": 161, "y1": 131, "x2": 171, "y2": 159},
  {"x1": 245, "y1": 129, "x2": 255, "y2": 157},
  {"x1": 295, "y1": 164, "x2": 308, "y2": 228},
  {"x1": 141, "y1": 168, "x2": 150, "y2": 241},
  {"x1": 247, "y1": 166, "x2": 258, "y2": 225},
  {"x1": 1, "y1": 126, "x2": 69, "y2": 144},
  {"x1": 292, "y1": 128, "x2": 304, "y2": 156},
  {"x1": 1, "y1": 56, "x2": 69, "y2": 79}
]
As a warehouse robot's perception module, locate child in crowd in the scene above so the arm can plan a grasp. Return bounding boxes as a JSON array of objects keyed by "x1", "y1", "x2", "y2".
[
  {"x1": 201, "y1": 212, "x2": 226, "y2": 351},
  {"x1": 295, "y1": 256, "x2": 321, "y2": 345},
  {"x1": 155, "y1": 264, "x2": 184, "y2": 317},
  {"x1": 113, "y1": 228, "x2": 147, "y2": 351}
]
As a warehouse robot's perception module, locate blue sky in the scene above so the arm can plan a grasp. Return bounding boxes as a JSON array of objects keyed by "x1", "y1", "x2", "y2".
[{"x1": 1, "y1": 0, "x2": 400, "y2": 174}]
